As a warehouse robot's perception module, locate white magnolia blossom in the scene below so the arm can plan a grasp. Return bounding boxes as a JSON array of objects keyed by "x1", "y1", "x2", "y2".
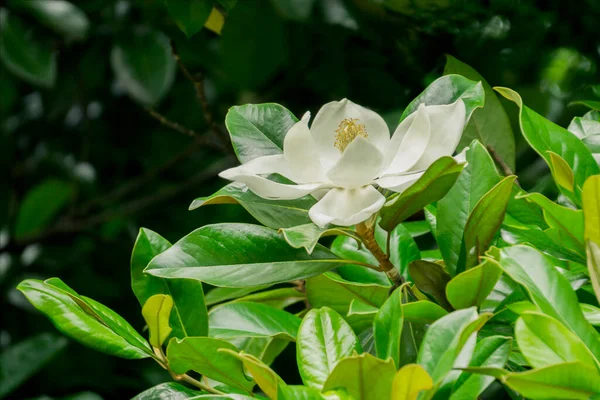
[{"x1": 220, "y1": 99, "x2": 467, "y2": 228}]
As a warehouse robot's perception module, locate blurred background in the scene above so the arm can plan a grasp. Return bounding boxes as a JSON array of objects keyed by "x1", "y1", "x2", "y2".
[{"x1": 1, "y1": 0, "x2": 599, "y2": 398}]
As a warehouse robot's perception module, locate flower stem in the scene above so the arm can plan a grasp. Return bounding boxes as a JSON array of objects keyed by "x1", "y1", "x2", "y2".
[{"x1": 356, "y1": 222, "x2": 403, "y2": 287}]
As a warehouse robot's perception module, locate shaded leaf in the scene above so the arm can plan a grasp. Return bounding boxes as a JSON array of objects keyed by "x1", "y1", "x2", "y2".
[{"x1": 408, "y1": 260, "x2": 452, "y2": 311}]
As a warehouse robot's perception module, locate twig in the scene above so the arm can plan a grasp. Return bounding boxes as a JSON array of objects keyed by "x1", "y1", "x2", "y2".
[
  {"x1": 146, "y1": 107, "x2": 199, "y2": 138},
  {"x1": 356, "y1": 222, "x2": 403, "y2": 287},
  {"x1": 487, "y1": 145, "x2": 517, "y2": 180}
]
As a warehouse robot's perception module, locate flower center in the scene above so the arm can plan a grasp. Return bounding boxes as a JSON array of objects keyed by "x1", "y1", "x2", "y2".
[{"x1": 334, "y1": 118, "x2": 368, "y2": 153}]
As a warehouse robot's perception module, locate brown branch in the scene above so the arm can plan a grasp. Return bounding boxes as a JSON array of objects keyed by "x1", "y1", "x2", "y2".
[
  {"x1": 356, "y1": 222, "x2": 403, "y2": 287},
  {"x1": 487, "y1": 145, "x2": 515, "y2": 177},
  {"x1": 146, "y1": 107, "x2": 199, "y2": 138}
]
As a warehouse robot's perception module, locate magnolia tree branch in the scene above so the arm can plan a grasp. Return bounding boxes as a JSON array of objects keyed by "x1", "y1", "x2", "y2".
[{"x1": 356, "y1": 222, "x2": 403, "y2": 287}]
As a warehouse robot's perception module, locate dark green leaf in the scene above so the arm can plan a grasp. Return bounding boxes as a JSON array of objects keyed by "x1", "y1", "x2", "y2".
[
  {"x1": 374, "y1": 288, "x2": 403, "y2": 368},
  {"x1": 9, "y1": 0, "x2": 89, "y2": 40},
  {"x1": 408, "y1": 260, "x2": 452, "y2": 311},
  {"x1": 232, "y1": 287, "x2": 305, "y2": 309},
  {"x1": 330, "y1": 234, "x2": 390, "y2": 286},
  {"x1": 131, "y1": 382, "x2": 200, "y2": 400},
  {"x1": 205, "y1": 286, "x2": 271, "y2": 307},
  {"x1": 164, "y1": 0, "x2": 212, "y2": 37}
]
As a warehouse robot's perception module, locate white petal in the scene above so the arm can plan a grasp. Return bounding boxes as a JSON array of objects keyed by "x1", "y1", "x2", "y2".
[
  {"x1": 374, "y1": 171, "x2": 424, "y2": 193},
  {"x1": 283, "y1": 112, "x2": 326, "y2": 183},
  {"x1": 219, "y1": 154, "x2": 292, "y2": 178},
  {"x1": 384, "y1": 103, "x2": 431, "y2": 175},
  {"x1": 308, "y1": 185, "x2": 385, "y2": 228},
  {"x1": 326, "y1": 137, "x2": 384, "y2": 189},
  {"x1": 410, "y1": 99, "x2": 467, "y2": 171},
  {"x1": 311, "y1": 99, "x2": 390, "y2": 169}
]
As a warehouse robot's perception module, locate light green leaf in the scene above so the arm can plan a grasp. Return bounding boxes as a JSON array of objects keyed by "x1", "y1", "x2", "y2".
[
  {"x1": 280, "y1": 223, "x2": 360, "y2": 254},
  {"x1": 401, "y1": 301, "x2": 448, "y2": 324},
  {"x1": 0, "y1": 333, "x2": 67, "y2": 399},
  {"x1": 9, "y1": 0, "x2": 89, "y2": 40},
  {"x1": 515, "y1": 311, "x2": 598, "y2": 369},
  {"x1": 145, "y1": 223, "x2": 347, "y2": 287},
  {"x1": 587, "y1": 241, "x2": 600, "y2": 306},
  {"x1": 131, "y1": 382, "x2": 200, "y2": 400},
  {"x1": 322, "y1": 353, "x2": 396, "y2": 400},
  {"x1": 111, "y1": 29, "x2": 175, "y2": 105},
  {"x1": 391, "y1": 364, "x2": 433, "y2": 400},
  {"x1": 208, "y1": 302, "x2": 301, "y2": 341},
  {"x1": 131, "y1": 228, "x2": 208, "y2": 339},
  {"x1": 190, "y1": 182, "x2": 316, "y2": 229},
  {"x1": 444, "y1": 55, "x2": 515, "y2": 170},
  {"x1": 379, "y1": 156, "x2": 464, "y2": 231},
  {"x1": 17, "y1": 279, "x2": 152, "y2": 359},
  {"x1": 446, "y1": 260, "x2": 502, "y2": 309},
  {"x1": 166, "y1": 337, "x2": 254, "y2": 393},
  {"x1": 164, "y1": 0, "x2": 212, "y2": 37},
  {"x1": 374, "y1": 288, "x2": 403, "y2": 368},
  {"x1": 408, "y1": 260, "x2": 452, "y2": 311},
  {"x1": 583, "y1": 175, "x2": 600, "y2": 244},
  {"x1": 142, "y1": 294, "x2": 173, "y2": 348},
  {"x1": 221, "y1": 350, "x2": 284, "y2": 400},
  {"x1": 582, "y1": 303, "x2": 600, "y2": 326},
  {"x1": 548, "y1": 151, "x2": 576, "y2": 193},
  {"x1": 297, "y1": 307, "x2": 360, "y2": 389},
  {"x1": 0, "y1": 9, "x2": 56, "y2": 87}
]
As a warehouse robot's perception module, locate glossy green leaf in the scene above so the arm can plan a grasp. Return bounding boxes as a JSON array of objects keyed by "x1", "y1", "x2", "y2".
[
  {"x1": 280, "y1": 223, "x2": 360, "y2": 254},
  {"x1": 515, "y1": 311, "x2": 598, "y2": 369},
  {"x1": 462, "y1": 175, "x2": 516, "y2": 269},
  {"x1": 142, "y1": 294, "x2": 173, "y2": 348},
  {"x1": 492, "y1": 245, "x2": 600, "y2": 360},
  {"x1": 331, "y1": 234, "x2": 390, "y2": 286},
  {"x1": 400, "y1": 74, "x2": 485, "y2": 126},
  {"x1": 583, "y1": 175, "x2": 600, "y2": 244},
  {"x1": 190, "y1": 181, "x2": 316, "y2": 229},
  {"x1": 17, "y1": 279, "x2": 152, "y2": 359},
  {"x1": 226, "y1": 335, "x2": 288, "y2": 367},
  {"x1": 374, "y1": 288, "x2": 403, "y2": 368},
  {"x1": 379, "y1": 156, "x2": 464, "y2": 231},
  {"x1": 232, "y1": 287, "x2": 305, "y2": 309},
  {"x1": 164, "y1": 0, "x2": 212, "y2": 37},
  {"x1": 587, "y1": 241, "x2": 600, "y2": 306},
  {"x1": 571, "y1": 100, "x2": 600, "y2": 110},
  {"x1": 131, "y1": 228, "x2": 208, "y2": 339},
  {"x1": 111, "y1": 29, "x2": 175, "y2": 105},
  {"x1": 225, "y1": 103, "x2": 298, "y2": 163},
  {"x1": 496, "y1": 87, "x2": 600, "y2": 205},
  {"x1": 0, "y1": 10, "x2": 56, "y2": 87},
  {"x1": 569, "y1": 110, "x2": 600, "y2": 138},
  {"x1": 208, "y1": 302, "x2": 300, "y2": 341},
  {"x1": 205, "y1": 286, "x2": 271, "y2": 307},
  {"x1": 408, "y1": 260, "x2": 452, "y2": 311},
  {"x1": 145, "y1": 223, "x2": 347, "y2": 287},
  {"x1": 582, "y1": 304, "x2": 600, "y2": 326},
  {"x1": 278, "y1": 385, "x2": 348, "y2": 400},
  {"x1": 401, "y1": 301, "x2": 448, "y2": 324},
  {"x1": 446, "y1": 260, "x2": 502, "y2": 309},
  {"x1": 322, "y1": 353, "x2": 396, "y2": 400},
  {"x1": 131, "y1": 382, "x2": 200, "y2": 400},
  {"x1": 444, "y1": 55, "x2": 515, "y2": 170},
  {"x1": 437, "y1": 141, "x2": 500, "y2": 276},
  {"x1": 306, "y1": 272, "x2": 389, "y2": 332},
  {"x1": 450, "y1": 336, "x2": 512, "y2": 400},
  {"x1": 297, "y1": 307, "x2": 360, "y2": 389},
  {"x1": 348, "y1": 299, "x2": 379, "y2": 317},
  {"x1": 166, "y1": 337, "x2": 254, "y2": 393},
  {"x1": 548, "y1": 151, "x2": 576, "y2": 192},
  {"x1": 9, "y1": 0, "x2": 89, "y2": 40},
  {"x1": 391, "y1": 364, "x2": 433, "y2": 400},
  {"x1": 221, "y1": 350, "x2": 284, "y2": 399},
  {"x1": 14, "y1": 179, "x2": 74, "y2": 240},
  {"x1": 0, "y1": 333, "x2": 67, "y2": 399}
]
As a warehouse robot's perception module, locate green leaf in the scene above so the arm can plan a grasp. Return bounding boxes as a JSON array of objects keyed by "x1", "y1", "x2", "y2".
[
  {"x1": 17, "y1": 279, "x2": 152, "y2": 359},
  {"x1": 588, "y1": 241, "x2": 600, "y2": 305},
  {"x1": 496, "y1": 87, "x2": 600, "y2": 205},
  {"x1": 408, "y1": 260, "x2": 452, "y2": 311},
  {"x1": 582, "y1": 304, "x2": 600, "y2": 326},
  {"x1": 190, "y1": 182, "x2": 316, "y2": 229},
  {"x1": 225, "y1": 103, "x2": 298, "y2": 163},
  {"x1": 232, "y1": 287, "x2": 305, "y2": 309},
  {"x1": 401, "y1": 301, "x2": 448, "y2": 324},
  {"x1": 492, "y1": 245, "x2": 600, "y2": 360},
  {"x1": 569, "y1": 110, "x2": 600, "y2": 138},
  {"x1": 444, "y1": 55, "x2": 516, "y2": 170},
  {"x1": 131, "y1": 228, "x2": 209, "y2": 339},
  {"x1": 379, "y1": 156, "x2": 464, "y2": 231},
  {"x1": 462, "y1": 175, "x2": 516, "y2": 269},
  {"x1": 446, "y1": 260, "x2": 502, "y2": 309},
  {"x1": 226, "y1": 335, "x2": 288, "y2": 367},
  {"x1": 400, "y1": 74, "x2": 485, "y2": 126},
  {"x1": 322, "y1": 353, "x2": 396, "y2": 400},
  {"x1": 391, "y1": 364, "x2": 433, "y2": 400},
  {"x1": 330, "y1": 232, "x2": 389, "y2": 286},
  {"x1": 142, "y1": 294, "x2": 173, "y2": 348},
  {"x1": 166, "y1": 337, "x2": 254, "y2": 393},
  {"x1": 14, "y1": 179, "x2": 74, "y2": 240},
  {"x1": 374, "y1": 288, "x2": 403, "y2": 368},
  {"x1": 221, "y1": 350, "x2": 284, "y2": 399},
  {"x1": 208, "y1": 302, "x2": 301, "y2": 341},
  {"x1": 145, "y1": 223, "x2": 347, "y2": 287},
  {"x1": 164, "y1": 0, "x2": 212, "y2": 37},
  {"x1": 0, "y1": 10, "x2": 56, "y2": 87},
  {"x1": 9, "y1": 0, "x2": 89, "y2": 40},
  {"x1": 131, "y1": 382, "x2": 200, "y2": 400},
  {"x1": 570, "y1": 100, "x2": 600, "y2": 110},
  {"x1": 205, "y1": 286, "x2": 271, "y2": 307},
  {"x1": 437, "y1": 141, "x2": 501, "y2": 276},
  {"x1": 450, "y1": 336, "x2": 512, "y2": 400},
  {"x1": 111, "y1": 29, "x2": 175, "y2": 105},
  {"x1": 548, "y1": 151, "x2": 576, "y2": 193},
  {"x1": 0, "y1": 333, "x2": 67, "y2": 399},
  {"x1": 280, "y1": 223, "x2": 360, "y2": 254},
  {"x1": 306, "y1": 272, "x2": 389, "y2": 332},
  {"x1": 515, "y1": 311, "x2": 598, "y2": 369},
  {"x1": 297, "y1": 307, "x2": 360, "y2": 389},
  {"x1": 504, "y1": 362, "x2": 600, "y2": 399},
  {"x1": 583, "y1": 175, "x2": 600, "y2": 244}
]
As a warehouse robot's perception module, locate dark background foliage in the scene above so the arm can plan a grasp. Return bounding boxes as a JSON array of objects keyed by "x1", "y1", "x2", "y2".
[{"x1": 1, "y1": 0, "x2": 599, "y2": 398}]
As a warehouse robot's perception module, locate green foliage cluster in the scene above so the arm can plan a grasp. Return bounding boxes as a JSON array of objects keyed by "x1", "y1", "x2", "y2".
[{"x1": 1, "y1": 0, "x2": 600, "y2": 399}]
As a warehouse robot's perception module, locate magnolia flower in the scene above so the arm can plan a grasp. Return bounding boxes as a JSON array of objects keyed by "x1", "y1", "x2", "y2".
[{"x1": 220, "y1": 99, "x2": 467, "y2": 228}]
